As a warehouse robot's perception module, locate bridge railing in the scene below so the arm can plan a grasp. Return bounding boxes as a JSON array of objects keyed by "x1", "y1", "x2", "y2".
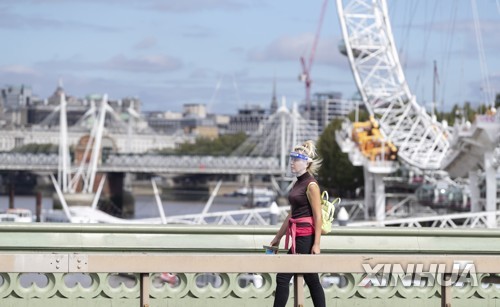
[
  {"x1": 1, "y1": 224, "x2": 500, "y2": 306},
  {"x1": 0, "y1": 153, "x2": 282, "y2": 174},
  {"x1": 352, "y1": 210, "x2": 500, "y2": 228}
]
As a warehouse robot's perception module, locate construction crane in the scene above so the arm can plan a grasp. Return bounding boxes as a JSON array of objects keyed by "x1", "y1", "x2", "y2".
[{"x1": 299, "y1": 0, "x2": 328, "y2": 119}]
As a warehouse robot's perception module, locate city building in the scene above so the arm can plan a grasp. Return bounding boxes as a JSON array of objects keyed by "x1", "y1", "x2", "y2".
[
  {"x1": 145, "y1": 111, "x2": 182, "y2": 134},
  {"x1": 228, "y1": 105, "x2": 267, "y2": 135},
  {"x1": 1, "y1": 85, "x2": 32, "y2": 109},
  {"x1": 0, "y1": 85, "x2": 37, "y2": 126},
  {"x1": 183, "y1": 103, "x2": 207, "y2": 118},
  {"x1": 300, "y1": 92, "x2": 359, "y2": 134},
  {"x1": 0, "y1": 82, "x2": 363, "y2": 156},
  {"x1": 0, "y1": 127, "x2": 189, "y2": 154},
  {"x1": 270, "y1": 78, "x2": 278, "y2": 115},
  {"x1": 209, "y1": 114, "x2": 230, "y2": 135},
  {"x1": 181, "y1": 117, "x2": 218, "y2": 139}
]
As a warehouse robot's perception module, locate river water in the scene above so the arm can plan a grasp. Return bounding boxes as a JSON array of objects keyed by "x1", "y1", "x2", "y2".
[{"x1": 0, "y1": 194, "x2": 249, "y2": 220}]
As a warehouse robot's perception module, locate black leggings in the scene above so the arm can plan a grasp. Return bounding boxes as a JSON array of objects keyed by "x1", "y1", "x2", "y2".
[{"x1": 273, "y1": 235, "x2": 326, "y2": 307}]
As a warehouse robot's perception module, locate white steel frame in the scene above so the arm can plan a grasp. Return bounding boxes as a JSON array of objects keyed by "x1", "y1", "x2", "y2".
[
  {"x1": 336, "y1": 0, "x2": 449, "y2": 170},
  {"x1": 232, "y1": 99, "x2": 318, "y2": 174},
  {"x1": 352, "y1": 210, "x2": 500, "y2": 228}
]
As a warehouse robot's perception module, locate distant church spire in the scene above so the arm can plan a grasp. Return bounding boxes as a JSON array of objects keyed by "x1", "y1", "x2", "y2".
[
  {"x1": 54, "y1": 78, "x2": 65, "y2": 97},
  {"x1": 270, "y1": 74, "x2": 278, "y2": 114}
]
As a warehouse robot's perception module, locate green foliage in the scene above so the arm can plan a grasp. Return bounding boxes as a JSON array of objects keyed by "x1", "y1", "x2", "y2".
[
  {"x1": 431, "y1": 100, "x2": 498, "y2": 125},
  {"x1": 347, "y1": 108, "x2": 369, "y2": 122},
  {"x1": 317, "y1": 118, "x2": 363, "y2": 198},
  {"x1": 11, "y1": 143, "x2": 58, "y2": 154},
  {"x1": 165, "y1": 132, "x2": 247, "y2": 156}
]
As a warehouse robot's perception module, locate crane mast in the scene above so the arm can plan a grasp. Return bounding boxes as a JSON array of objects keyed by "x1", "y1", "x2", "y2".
[{"x1": 299, "y1": 0, "x2": 328, "y2": 119}]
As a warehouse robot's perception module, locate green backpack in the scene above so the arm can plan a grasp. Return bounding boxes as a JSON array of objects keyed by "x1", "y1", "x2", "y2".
[{"x1": 321, "y1": 191, "x2": 341, "y2": 234}]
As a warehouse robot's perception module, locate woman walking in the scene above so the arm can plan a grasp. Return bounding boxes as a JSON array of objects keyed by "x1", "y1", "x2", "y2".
[{"x1": 269, "y1": 140, "x2": 326, "y2": 307}]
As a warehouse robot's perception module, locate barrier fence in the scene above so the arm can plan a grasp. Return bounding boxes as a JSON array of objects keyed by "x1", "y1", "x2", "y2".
[{"x1": 0, "y1": 224, "x2": 500, "y2": 306}]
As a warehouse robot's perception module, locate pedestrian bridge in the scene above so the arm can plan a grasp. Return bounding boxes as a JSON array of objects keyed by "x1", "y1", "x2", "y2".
[
  {"x1": 0, "y1": 224, "x2": 499, "y2": 306},
  {"x1": 0, "y1": 153, "x2": 281, "y2": 174}
]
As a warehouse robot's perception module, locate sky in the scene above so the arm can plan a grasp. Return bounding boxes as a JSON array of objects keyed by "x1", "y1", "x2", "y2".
[{"x1": 0, "y1": 0, "x2": 499, "y2": 114}]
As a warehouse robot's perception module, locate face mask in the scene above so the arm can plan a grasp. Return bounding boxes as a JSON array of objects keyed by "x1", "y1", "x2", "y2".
[
  {"x1": 289, "y1": 152, "x2": 309, "y2": 161},
  {"x1": 289, "y1": 152, "x2": 310, "y2": 175}
]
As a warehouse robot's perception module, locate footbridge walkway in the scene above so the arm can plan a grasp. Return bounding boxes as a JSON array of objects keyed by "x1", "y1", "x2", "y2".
[
  {"x1": 0, "y1": 153, "x2": 281, "y2": 175},
  {"x1": 1, "y1": 224, "x2": 499, "y2": 306}
]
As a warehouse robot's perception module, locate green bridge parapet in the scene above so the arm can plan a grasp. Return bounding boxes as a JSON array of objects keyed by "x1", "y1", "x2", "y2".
[{"x1": 0, "y1": 223, "x2": 499, "y2": 306}]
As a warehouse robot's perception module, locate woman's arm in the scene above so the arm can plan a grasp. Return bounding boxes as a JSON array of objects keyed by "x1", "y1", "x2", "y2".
[
  {"x1": 270, "y1": 212, "x2": 291, "y2": 247},
  {"x1": 307, "y1": 183, "x2": 322, "y2": 254}
]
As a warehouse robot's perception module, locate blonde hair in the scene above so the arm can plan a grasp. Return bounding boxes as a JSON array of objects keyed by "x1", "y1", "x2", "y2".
[{"x1": 293, "y1": 140, "x2": 322, "y2": 175}]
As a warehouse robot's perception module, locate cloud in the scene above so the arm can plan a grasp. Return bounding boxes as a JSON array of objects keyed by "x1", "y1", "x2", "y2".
[
  {"x1": 33, "y1": 54, "x2": 183, "y2": 73},
  {"x1": 229, "y1": 47, "x2": 245, "y2": 54},
  {"x1": 33, "y1": 56, "x2": 98, "y2": 72},
  {"x1": 433, "y1": 19, "x2": 500, "y2": 53},
  {"x1": 189, "y1": 68, "x2": 214, "y2": 79},
  {"x1": 104, "y1": 55, "x2": 183, "y2": 73},
  {"x1": 5, "y1": 0, "x2": 262, "y2": 13},
  {"x1": 0, "y1": 65, "x2": 39, "y2": 76},
  {"x1": 399, "y1": 19, "x2": 500, "y2": 54},
  {"x1": 399, "y1": 54, "x2": 428, "y2": 71},
  {"x1": 147, "y1": 0, "x2": 250, "y2": 12},
  {"x1": 248, "y1": 33, "x2": 310, "y2": 62},
  {"x1": 0, "y1": 7, "x2": 119, "y2": 31},
  {"x1": 247, "y1": 33, "x2": 349, "y2": 69},
  {"x1": 181, "y1": 25, "x2": 213, "y2": 38},
  {"x1": 133, "y1": 37, "x2": 158, "y2": 50}
]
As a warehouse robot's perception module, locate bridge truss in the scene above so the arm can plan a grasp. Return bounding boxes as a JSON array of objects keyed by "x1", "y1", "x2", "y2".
[
  {"x1": 233, "y1": 101, "x2": 318, "y2": 174},
  {"x1": 0, "y1": 153, "x2": 281, "y2": 175}
]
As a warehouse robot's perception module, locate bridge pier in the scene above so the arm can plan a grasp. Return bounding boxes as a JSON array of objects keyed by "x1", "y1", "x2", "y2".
[
  {"x1": 364, "y1": 167, "x2": 389, "y2": 222},
  {"x1": 8, "y1": 181, "x2": 14, "y2": 209},
  {"x1": 105, "y1": 172, "x2": 134, "y2": 218},
  {"x1": 469, "y1": 170, "x2": 480, "y2": 212},
  {"x1": 374, "y1": 173, "x2": 386, "y2": 222},
  {"x1": 484, "y1": 151, "x2": 497, "y2": 228},
  {"x1": 363, "y1": 167, "x2": 372, "y2": 220}
]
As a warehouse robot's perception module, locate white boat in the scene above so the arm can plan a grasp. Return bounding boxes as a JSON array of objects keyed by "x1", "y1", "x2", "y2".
[
  {"x1": 230, "y1": 187, "x2": 276, "y2": 207},
  {"x1": 233, "y1": 187, "x2": 276, "y2": 197},
  {"x1": 0, "y1": 208, "x2": 34, "y2": 222}
]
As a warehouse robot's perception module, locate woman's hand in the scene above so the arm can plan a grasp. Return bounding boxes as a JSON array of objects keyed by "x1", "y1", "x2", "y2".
[
  {"x1": 270, "y1": 237, "x2": 281, "y2": 247},
  {"x1": 311, "y1": 244, "x2": 320, "y2": 254}
]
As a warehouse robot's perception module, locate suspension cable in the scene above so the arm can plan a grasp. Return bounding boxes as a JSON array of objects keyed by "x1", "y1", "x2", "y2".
[
  {"x1": 470, "y1": 0, "x2": 493, "y2": 105},
  {"x1": 415, "y1": 0, "x2": 439, "y2": 104},
  {"x1": 398, "y1": 0, "x2": 419, "y2": 71},
  {"x1": 439, "y1": 0, "x2": 459, "y2": 112}
]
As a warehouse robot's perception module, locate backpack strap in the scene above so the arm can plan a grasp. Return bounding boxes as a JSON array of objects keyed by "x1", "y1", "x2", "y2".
[{"x1": 321, "y1": 190, "x2": 329, "y2": 202}]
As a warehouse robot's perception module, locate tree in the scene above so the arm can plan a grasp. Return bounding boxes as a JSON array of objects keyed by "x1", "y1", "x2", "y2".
[
  {"x1": 161, "y1": 132, "x2": 247, "y2": 156},
  {"x1": 495, "y1": 93, "x2": 500, "y2": 108},
  {"x1": 317, "y1": 118, "x2": 364, "y2": 198},
  {"x1": 348, "y1": 108, "x2": 369, "y2": 122},
  {"x1": 11, "y1": 143, "x2": 58, "y2": 154}
]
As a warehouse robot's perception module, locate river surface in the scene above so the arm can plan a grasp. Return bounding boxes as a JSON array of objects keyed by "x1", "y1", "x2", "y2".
[{"x1": 0, "y1": 194, "x2": 250, "y2": 220}]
